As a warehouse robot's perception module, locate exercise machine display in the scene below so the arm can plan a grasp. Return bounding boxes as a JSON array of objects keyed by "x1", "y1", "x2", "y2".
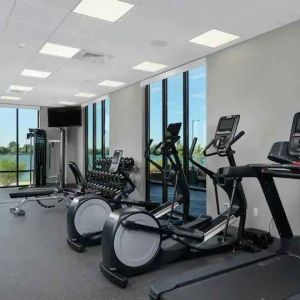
[
  {"x1": 100, "y1": 116, "x2": 248, "y2": 288},
  {"x1": 150, "y1": 112, "x2": 300, "y2": 300}
]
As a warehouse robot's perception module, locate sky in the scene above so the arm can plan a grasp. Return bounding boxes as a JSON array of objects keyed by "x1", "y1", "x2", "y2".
[
  {"x1": 0, "y1": 108, "x2": 38, "y2": 147},
  {"x1": 150, "y1": 65, "x2": 207, "y2": 147}
]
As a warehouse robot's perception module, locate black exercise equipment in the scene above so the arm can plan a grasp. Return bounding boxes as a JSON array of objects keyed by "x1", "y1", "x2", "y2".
[
  {"x1": 9, "y1": 128, "x2": 67, "y2": 216},
  {"x1": 150, "y1": 112, "x2": 300, "y2": 300},
  {"x1": 100, "y1": 116, "x2": 249, "y2": 288}
]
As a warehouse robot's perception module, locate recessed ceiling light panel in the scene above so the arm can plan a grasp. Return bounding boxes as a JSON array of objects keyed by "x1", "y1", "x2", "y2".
[
  {"x1": 98, "y1": 80, "x2": 125, "y2": 87},
  {"x1": 133, "y1": 61, "x2": 167, "y2": 72},
  {"x1": 75, "y1": 93, "x2": 96, "y2": 98},
  {"x1": 8, "y1": 85, "x2": 34, "y2": 92},
  {"x1": 73, "y1": 0, "x2": 134, "y2": 22},
  {"x1": 189, "y1": 29, "x2": 239, "y2": 48},
  {"x1": 0, "y1": 96, "x2": 22, "y2": 101},
  {"x1": 59, "y1": 101, "x2": 77, "y2": 106},
  {"x1": 39, "y1": 43, "x2": 81, "y2": 58},
  {"x1": 21, "y1": 69, "x2": 52, "y2": 79}
]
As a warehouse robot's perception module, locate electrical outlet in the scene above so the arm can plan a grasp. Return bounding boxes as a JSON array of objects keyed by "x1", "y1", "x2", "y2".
[{"x1": 253, "y1": 207, "x2": 258, "y2": 217}]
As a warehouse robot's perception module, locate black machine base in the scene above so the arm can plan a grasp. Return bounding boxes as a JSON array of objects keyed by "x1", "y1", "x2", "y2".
[
  {"x1": 66, "y1": 238, "x2": 85, "y2": 253},
  {"x1": 99, "y1": 262, "x2": 128, "y2": 288}
]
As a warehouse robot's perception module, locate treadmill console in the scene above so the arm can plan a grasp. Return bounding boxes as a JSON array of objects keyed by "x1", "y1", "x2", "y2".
[
  {"x1": 165, "y1": 123, "x2": 181, "y2": 143},
  {"x1": 214, "y1": 115, "x2": 240, "y2": 149},
  {"x1": 289, "y1": 112, "x2": 300, "y2": 158},
  {"x1": 109, "y1": 150, "x2": 123, "y2": 173}
]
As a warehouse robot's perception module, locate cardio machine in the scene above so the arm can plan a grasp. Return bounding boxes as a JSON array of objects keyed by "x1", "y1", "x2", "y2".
[
  {"x1": 100, "y1": 115, "x2": 247, "y2": 288},
  {"x1": 150, "y1": 112, "x2": 300, "y2": 300},
  {"x1": 66, "y1": 142, "x2": 189, "y2": 253}
]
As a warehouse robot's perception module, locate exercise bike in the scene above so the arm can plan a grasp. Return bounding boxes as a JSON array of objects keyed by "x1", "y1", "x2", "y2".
[{"x1": 100, "y1": 116, "x2": 248, "y2": 288}]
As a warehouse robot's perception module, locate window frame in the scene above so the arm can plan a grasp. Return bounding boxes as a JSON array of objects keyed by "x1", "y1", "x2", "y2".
[
  {"x1": 85, "y1": 100, "x2": 109, "y2": 172},
  {"x1": 0, "y1": 107, "x2": 39, "y2": 188},
  {"x1": 145, "y1": 68, "x2": 206, "y2": 204}
]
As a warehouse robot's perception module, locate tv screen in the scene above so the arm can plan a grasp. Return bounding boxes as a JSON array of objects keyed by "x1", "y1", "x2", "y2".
[{"x1": 48, "y1": 106, "x2": 82, "y2": 127}]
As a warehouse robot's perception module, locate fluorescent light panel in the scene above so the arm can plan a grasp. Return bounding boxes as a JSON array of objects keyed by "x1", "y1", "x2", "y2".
[
  {"x1": 98, "y1": 80, "x2": 125, "y2": 87},
  {"x1": 75, "y1": 93, "x2": 96, "y2": 98},
  {"x1": 59, "y1": 101, "x2": 77, "y2": 106},
  {"x1": 133, "y1": 61, "x2": 167, "y2": 72},
  {"x1": 189, "y1": 29, "x2": 239, "y2": 48},
  {"x1": 0, "y1": 96, "x2": 21, "y2": 101},
  {"x1": 21, "y1": 69, "x2": 51, "y2": 79},
  {"x1": 9, "y1": 85, "x2": 34, "y2": 92},
  {"x1": 39, "y1": 43, "x2": 80, "y2": 58},
  {"x1": 73, "y1": 0, "x2": 134, "y2": 22}
]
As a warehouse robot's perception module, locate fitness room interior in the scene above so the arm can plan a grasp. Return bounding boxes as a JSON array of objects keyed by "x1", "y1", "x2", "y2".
[{"x1": 1, "y1": 1, "x2": 300, "y2": 300}]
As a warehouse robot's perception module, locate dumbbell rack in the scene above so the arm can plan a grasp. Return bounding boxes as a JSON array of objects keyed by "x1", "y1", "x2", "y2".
[{"x1": 86, "y1": 157, "x2": 135, "y2": 202}]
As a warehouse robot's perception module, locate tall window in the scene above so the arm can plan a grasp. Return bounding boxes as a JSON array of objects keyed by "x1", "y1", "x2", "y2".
[
  {"x1": 85, "y1": 99, "x2": 110, "y2": 171},
  {"x1": 148, "y1": 81, "x2": 163, "y2": 203},
  {"x1": 146, "y1": 64, "x2": 207, "y2": 216},
  {"x1": 0, "y1": 107, "x2": 38, "y2": 187}
]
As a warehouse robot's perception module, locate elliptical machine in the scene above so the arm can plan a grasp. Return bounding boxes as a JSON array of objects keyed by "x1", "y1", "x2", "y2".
[{"x1": 100, "y1": 115, "x2": 247, "y2": 288}]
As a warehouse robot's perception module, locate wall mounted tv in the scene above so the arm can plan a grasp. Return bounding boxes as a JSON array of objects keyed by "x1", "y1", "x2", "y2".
[{"x1": 48, "y1": 106, "x2": 82, "y2": 127}]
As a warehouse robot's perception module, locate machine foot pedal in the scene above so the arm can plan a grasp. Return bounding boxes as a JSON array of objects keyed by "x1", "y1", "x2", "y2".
[
  {"x1": 66, "y1": 238, "x2": 85, "y2": 253},
  {"x1": 99, "y1": 262, "x2": 128, "y2": 288}
]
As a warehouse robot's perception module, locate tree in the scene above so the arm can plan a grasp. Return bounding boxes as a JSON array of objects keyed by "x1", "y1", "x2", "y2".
[
  {"x1": 0, "y1": 147, "x2": 9, "y2": 154},
  {"x1": 8, "y1": 141, "x2": 17, "y2": 154},
  {"x1": 0, "y1": 160, "x2": 26, "y2": 186}
]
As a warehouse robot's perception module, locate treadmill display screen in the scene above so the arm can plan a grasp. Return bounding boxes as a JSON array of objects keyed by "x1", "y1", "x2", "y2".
[
  {"x1": 109, "y1": 150, "x2": 123, "y2": 173},
  {"x1": 218, "y1": 118, "x2": 235, "y2": 132}
]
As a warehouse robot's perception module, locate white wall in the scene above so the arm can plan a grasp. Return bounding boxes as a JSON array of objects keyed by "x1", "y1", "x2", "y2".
[
  {"x1": 109, "y1": 83, "x2": 146, "y2": 199},
  {"x1": 206, "y1": 20, "x2": 300, "y2": 235}
]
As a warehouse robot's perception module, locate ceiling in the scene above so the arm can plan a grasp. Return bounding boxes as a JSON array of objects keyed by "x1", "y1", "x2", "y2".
[{"x1": 0, "y1": 0, "x2": 300, "y2": 107}]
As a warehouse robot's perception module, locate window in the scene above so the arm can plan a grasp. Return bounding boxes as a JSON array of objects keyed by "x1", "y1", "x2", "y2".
[
  {"x1": 0, "y1": 107, "x2": 39, "y2": 187},
  {"x1": 146, "y1": 64, "x2": 207, "y2": 216},
  {"x1": 148, "y1": 81, "x2": 163, "y2": 203},
  {"x1": 85, "y1": 99, "x2": 110, "y2": 171}
]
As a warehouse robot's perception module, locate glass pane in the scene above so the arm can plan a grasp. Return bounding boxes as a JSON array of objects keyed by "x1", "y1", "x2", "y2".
[
  {"x1": 0, "y1": 107, "x2": 17, "y2": 186},
  {"x1": 95, "y1": 103, "x2": 102, "y2": 160},
  {"x1": 87, "y1": 105, "x2": 94, "y2": 170},
  {"x1": 105, "y1": 100, "x2": 110, "y2": 157},
  {"x1": 0, "y1": 172, "x2": 17, "y2": 187},
  {"x1": 18, "y1": 108, "x2": 38, "y2": 185},
  {"x1": 167, "y1": 74, "x2": 184, "y2": 202},
  {"x1": 189, "y1": 65, "x2": 207, "y2": 216},
  {"x1": 149, "y1": 81, "x2": 163, "y2": 203}
]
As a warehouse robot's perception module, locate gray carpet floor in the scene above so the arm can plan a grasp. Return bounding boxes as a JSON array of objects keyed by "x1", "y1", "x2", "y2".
[{"x1": 0, "y1": 188, "x2": 205, "y2": 300}]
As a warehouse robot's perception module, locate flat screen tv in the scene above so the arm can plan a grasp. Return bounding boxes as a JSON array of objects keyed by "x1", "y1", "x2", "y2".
[{"x1": 48, "y1": 106, "x2": 82, "y2": 127}]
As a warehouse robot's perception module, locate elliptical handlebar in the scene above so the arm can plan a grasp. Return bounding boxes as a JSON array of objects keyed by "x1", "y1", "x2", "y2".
[
  {"x1": 144, "y1": 140, "x2": 163, "y2": 172},
  {"x1": 226, "y1": 131, "x2": 245, "y2": 150}
]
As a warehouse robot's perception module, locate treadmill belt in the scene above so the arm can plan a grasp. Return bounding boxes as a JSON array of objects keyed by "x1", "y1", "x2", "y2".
[{"x1": 161, "y1": 254, "x2": 300, "y2": 300}]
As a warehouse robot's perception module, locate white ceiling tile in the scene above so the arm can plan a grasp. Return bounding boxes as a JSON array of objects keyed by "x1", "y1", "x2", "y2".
[
  {"x1": 0, "y1": 0, "x2": 300, "y2": 106},
  {"x1": 11, "y1": 0, "x2": 69, "y2": 29},
  {"x1": 18, "y1": 0, "x2": 81, "y2": 12}
]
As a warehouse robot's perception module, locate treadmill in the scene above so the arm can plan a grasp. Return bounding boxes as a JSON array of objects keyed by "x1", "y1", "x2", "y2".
[{"x1": 150, "y1": 112, "x2": 300, "y2": 300}]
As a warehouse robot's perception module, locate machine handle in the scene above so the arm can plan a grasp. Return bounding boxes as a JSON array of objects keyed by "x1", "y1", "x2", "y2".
[
  {"x1": 153, "y1": 142, "x2": 164, "y2": 156},
  {"x1": 203, "y1": 139, "x2": 218, "y2": 157},
  {"x1": 190, "y1": 137, "x2": 198, "y2": 157},
  {"x1": 227, "y1": 131, "x2": 245, "y2": 149}
]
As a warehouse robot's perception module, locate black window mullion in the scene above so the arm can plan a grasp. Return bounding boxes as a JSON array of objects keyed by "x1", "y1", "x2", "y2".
[
  {"x1": 102, "y1": 100, "x2": 105, "y2": 158},
  {"x1": 162, "y1": 78, "x2": 168, "y2": 203},
  {"x1": 145, "y1": 86, "x2": 150, "y2": 202},
  {"x1": 92, "y1": 104, "x2": 97, "y2": 170},
  {"x1": 84, "y1": 106, "x2": 88, "y2": 173},
  {"x1": 183, "y1": 71, "x2": 189, "y2": 181},
  {"x1": 16, "y1": 108, "x2": 19, "y2": 186}
]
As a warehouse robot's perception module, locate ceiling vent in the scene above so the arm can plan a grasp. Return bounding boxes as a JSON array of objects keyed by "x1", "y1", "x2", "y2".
[{"x1": 74, "y1": 50, "x2": 114, "y2": 63}]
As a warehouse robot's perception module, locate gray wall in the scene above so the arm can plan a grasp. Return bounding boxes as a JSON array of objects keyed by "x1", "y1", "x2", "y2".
[
  {"x1": 40, "y1": 107, "x2": 84, "y2": 184},
  {"x1": 206, "y1": 20, "x2": 300, "y2": 235},
  {"x1": 109, "y1": 83, "x2": 146, "y2": 199}
]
